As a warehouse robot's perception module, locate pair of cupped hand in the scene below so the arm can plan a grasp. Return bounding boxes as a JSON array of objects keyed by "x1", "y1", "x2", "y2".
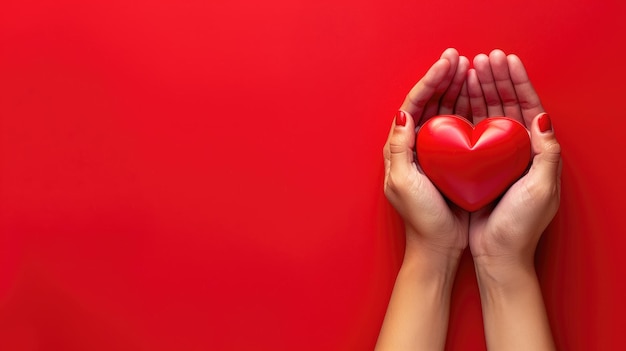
[{"x1": 383, "y1": 48, "x2": 562, "y2": 269}]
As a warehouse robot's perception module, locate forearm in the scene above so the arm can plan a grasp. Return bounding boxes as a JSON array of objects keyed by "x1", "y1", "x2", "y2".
[
  {"x1": 475, "y1": 258, "x2": 555, "y2": 351},
  {"x1": 376, "y1": 239, "x2": 461, "y2": 351}
]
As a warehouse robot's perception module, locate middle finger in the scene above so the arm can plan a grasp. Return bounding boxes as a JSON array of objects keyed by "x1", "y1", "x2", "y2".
[
  {"x1": 473, "y1": 53, "x2": 504, "y2": 117},
  {"x1": 489, "y1": 49, "x2": 523, "y2": 123}
]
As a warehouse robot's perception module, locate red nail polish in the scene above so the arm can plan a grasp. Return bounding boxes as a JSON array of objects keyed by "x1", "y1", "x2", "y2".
[
  {"x1": 538, "y1": 113, "x2": 552, "y2": 132},
  {"x1": 396, "y1": 110, "x2": 406, "y2": 127}
]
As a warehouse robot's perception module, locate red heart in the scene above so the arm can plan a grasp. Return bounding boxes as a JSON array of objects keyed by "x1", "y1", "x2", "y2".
[{"x1": 416, "y1": 115, "x2": 531, "y2": 212}]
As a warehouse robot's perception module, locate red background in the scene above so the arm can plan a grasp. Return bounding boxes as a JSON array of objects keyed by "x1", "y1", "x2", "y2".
[{"x1": 1, "y1": 0, "x2": 625, "y2": 350}]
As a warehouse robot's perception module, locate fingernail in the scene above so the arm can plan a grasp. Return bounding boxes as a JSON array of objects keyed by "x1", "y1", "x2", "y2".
[
  {"x1": 395, "y1": 110, "x2": 406, "y2": 127},
  {"x1": 538, "y1": 113, "x2": 552, "y2": 133}
]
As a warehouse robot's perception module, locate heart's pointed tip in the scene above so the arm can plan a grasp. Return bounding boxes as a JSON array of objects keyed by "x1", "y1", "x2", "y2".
[{"x1": 455, "y1": 200, "x2": 489, "y2": 213}]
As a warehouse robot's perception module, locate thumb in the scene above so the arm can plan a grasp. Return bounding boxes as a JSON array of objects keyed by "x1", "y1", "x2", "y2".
[
  {"x1": 530, "y1": 113, "x2": 562, "y2": 180},
  {"x1": 388, "y1": 110, "x2": 417, "y2": 177}
]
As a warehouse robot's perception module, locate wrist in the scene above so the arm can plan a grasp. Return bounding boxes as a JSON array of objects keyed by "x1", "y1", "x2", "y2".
[
  {"x1": 398, "y1": 249, "x2": 459, "y2": 302},
  {"x1": 405, "y1": 226, "x2": 465, "y2": 264},
  {"x1": 473, "y1": 254, "x2": 536, "y2": 292},
  {"x1": 403, "y1": 236, "x2": 463, "y2": 285}
]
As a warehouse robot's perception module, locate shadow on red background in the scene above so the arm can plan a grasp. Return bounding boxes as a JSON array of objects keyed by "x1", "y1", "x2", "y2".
[{"x1": 1, "y1": 0, "x2": 625, "y2": 350}]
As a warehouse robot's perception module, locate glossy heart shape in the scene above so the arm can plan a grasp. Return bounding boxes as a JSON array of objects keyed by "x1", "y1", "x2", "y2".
[{"x1": 416, "y1": 115, "x2": 531, "y2": 212}]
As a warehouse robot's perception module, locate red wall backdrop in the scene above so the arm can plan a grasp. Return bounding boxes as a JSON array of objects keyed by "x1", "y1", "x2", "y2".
[{"x1": 1, "y1": 0, "x2": 625, "y2": 350}]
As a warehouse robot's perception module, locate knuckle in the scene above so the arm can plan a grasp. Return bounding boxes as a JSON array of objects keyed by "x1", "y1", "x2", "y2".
[
  {"x1": 406, "y1": 93, "x2": 427, "y2": 109},
  {"x1": 523, "y1": 177, "x2": 559, "y2": 203},
  {"x1": 388, "y1": 142, "x2": 406, "y2": 155},
  {"x1": 485, "y1": 96, "x2": 502, "y2": 107},
  {"x1": 544, "y1": 140, "x2": 562, "y2": 156},
  {"x1": 440, "y1": 98, "x2": 454, "y2": 111},
  {"x1": 541, "y1": 140, "x2": 562, "y2": 165},
  {"x1": 386, "y1": 173, "x2": 400, "y2": 192},
  {"x1": 385, "y1": 172, "x2": 407, "y2": 194},
  {"x1": 471, "y1": 104, "x2": 485, "y2": 116}
]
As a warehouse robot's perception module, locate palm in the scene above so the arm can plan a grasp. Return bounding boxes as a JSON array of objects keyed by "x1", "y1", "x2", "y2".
[{"x1": 404, "y1": 166, "x2": 468, "y2": 250}]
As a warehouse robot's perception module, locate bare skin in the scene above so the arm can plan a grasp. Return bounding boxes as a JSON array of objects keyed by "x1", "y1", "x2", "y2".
[
  {"x1": 378, "y1": 48, "x2": 471, "y2": 351},
  {"x1": 468, "y1": 49, "x2": 560, "y2": 351},
  {"x1": 377, "y1": 48, "x2": 560, "y2": 351}
]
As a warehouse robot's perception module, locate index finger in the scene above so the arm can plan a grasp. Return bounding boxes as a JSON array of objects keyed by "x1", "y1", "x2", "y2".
[{"x1": 401, "y1": 58, "x2": 451, "y2": 124}]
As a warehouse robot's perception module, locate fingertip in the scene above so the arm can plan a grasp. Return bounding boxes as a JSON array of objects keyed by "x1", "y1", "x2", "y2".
[
  {"x1": 529, "y1": 113, "x2": 559, "y2": 152},
  {"x1": 537, "y1": 113, "x2": 553, "y2": 133},
  {"x1": 440, "y1": 49, "x2": 459, "y2": 80},
  {"x1": 395, "y1": 110, "x2": 407, "y2": 127},
  {"x1": 441, "y1": 47, "x2": 459, "y2": 58},
  {"x1": 531, "y1": 134, "x2": 561, "y2": 171},
  {"x1": 473, "y1": 53, "x2": 489, "y2": 66},
  {"x1": 506, "y1": 54, "x2": 523, "y2": 66},
  {"x1": 489, "y1": 50, "x2": 508, "y2": 69},
  {"x1": 473, "y1": 55, "x2": 491, "y2": 76},
  {"x1": 395, "y1": 109, "x2": 416, "y2": 129},
  {"x1": 489, "y1": 49, "x2": 506, "y2": 59}
]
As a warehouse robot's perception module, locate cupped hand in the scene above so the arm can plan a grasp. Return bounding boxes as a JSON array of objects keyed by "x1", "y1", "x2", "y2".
[
  {"x1": 467, "y1": 50, "x2": 562, "y2": 268},
  {"x1": 383, "y1": 48, "x2": 470, "y2": 259}
]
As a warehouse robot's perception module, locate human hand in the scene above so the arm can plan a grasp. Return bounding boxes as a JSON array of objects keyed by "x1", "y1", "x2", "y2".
[
  {"x1": 467, "y1": 49, "x2": 562, "y2": 273},
  {"x1": 378, "y1": 48, "x2": 471, "y2": 351},
  {"x1": 466, "y1": 50, "x2": 559, "y2": 351},
  {"x1": 383, "y1": 48, "x2": 470, "y2": 264}
]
